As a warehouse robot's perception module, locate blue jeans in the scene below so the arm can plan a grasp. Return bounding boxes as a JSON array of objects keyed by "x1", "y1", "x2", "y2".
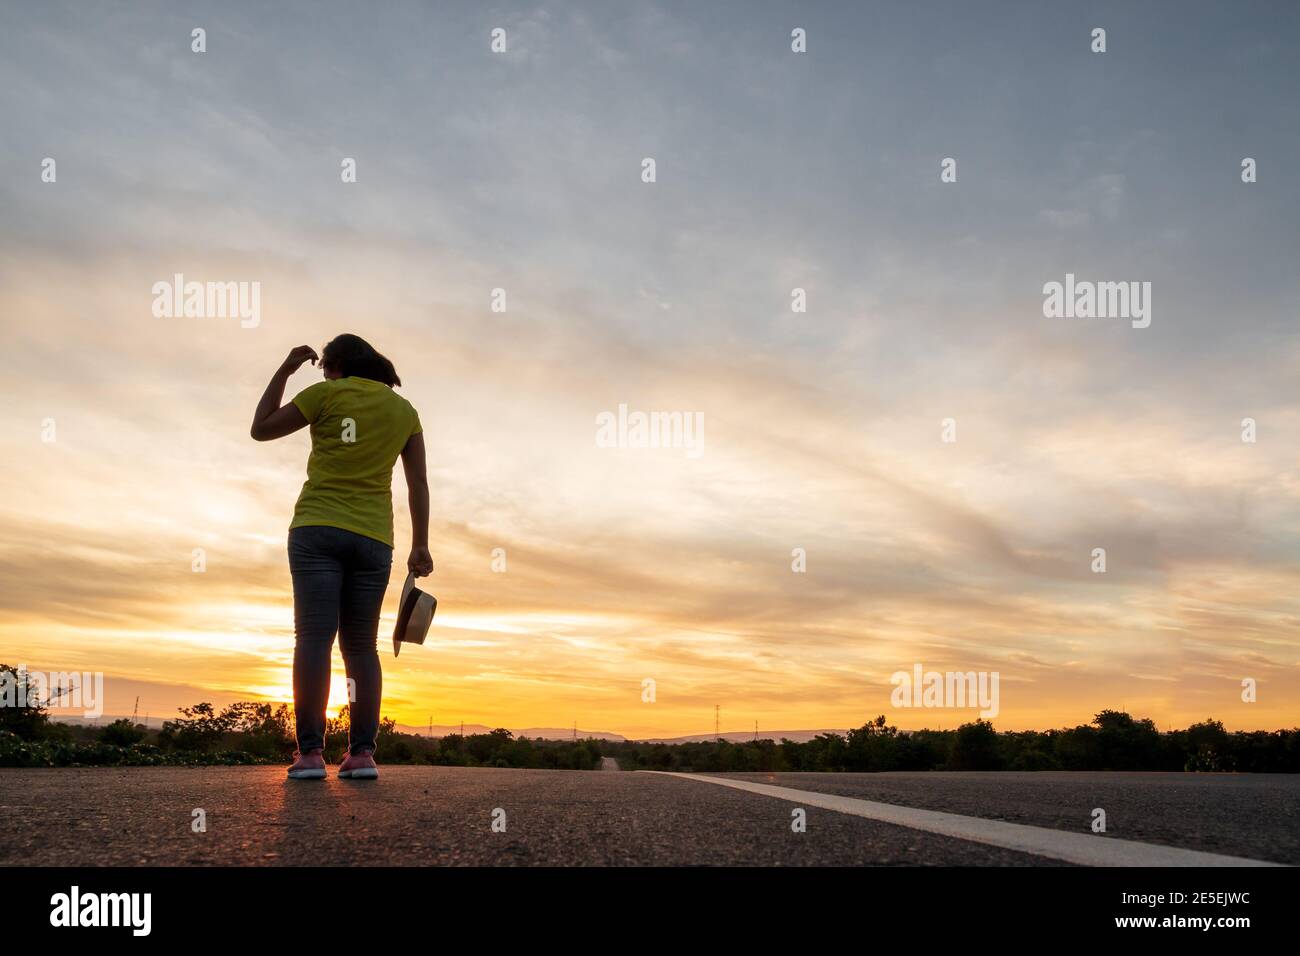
[{"x1": 288, "y1": 525, "x2": 393, "y2": 756}]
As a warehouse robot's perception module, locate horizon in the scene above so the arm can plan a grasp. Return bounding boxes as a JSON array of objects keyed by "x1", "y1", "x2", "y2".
[
  {"x1": 46, "y1": 708, "x2": 1283, "y2": 741},
  {"x1": 33, "y1": 694, "x2": 1293, "y2": 740},
  {"x1": 3, "y1": 1, "x2": 1299, "y2": 738}
]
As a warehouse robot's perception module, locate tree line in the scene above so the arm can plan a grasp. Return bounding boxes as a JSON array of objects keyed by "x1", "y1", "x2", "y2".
[
  {"x1": 0, "y1": 665, "x2": 602, "y2": 769},
  {"x1": 604, "y1": 712, "x2": 1300, "y2": 773},
  {"x1": 4, "y1": 666, "x2": 1297, "y2": 772}
]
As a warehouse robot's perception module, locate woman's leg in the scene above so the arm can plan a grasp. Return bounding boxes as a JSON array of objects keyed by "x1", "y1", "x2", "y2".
[
  {"x1": 337, "y1": 533, "x2": 393, "y2": 755},
  {"x1": 288, "y1": 527, "x2": 343, "y2": 753}
]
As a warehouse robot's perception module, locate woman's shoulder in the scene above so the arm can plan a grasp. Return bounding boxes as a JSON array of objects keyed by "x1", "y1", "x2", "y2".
[
  {"x1": 389, "y1": 390, "x2": 421, "y2": 428},
  {"x1": 394, "y1": 392, "x2": 420, "y2": 419},
  {"x1": 385, "y1": 385, "x2": 415, "y2": 407}
]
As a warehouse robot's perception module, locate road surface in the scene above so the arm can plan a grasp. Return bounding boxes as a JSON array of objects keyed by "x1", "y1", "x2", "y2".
[{"x1": 1, "y1": 767, "x2": 1293, "y2": 866}]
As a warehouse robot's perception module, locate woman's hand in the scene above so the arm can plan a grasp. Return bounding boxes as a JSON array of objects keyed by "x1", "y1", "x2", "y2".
[
  {"x1": 407, "y1": 546, "x2": 434, "y2": 577},
  {"x1": 279, "y1": 345, "x2": 320, "y2": 375},
  {"x1": 250, "y1": 348, "x2": 313, "y2": 441}
]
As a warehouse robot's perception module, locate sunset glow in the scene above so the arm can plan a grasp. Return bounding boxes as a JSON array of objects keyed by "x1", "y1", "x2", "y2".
[{"x1": 2, "y1": 2, "x2": 1298, "y2": 739}]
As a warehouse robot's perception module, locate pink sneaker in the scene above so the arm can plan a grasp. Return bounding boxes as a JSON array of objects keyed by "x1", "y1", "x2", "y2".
[
  {"x1": 338, "y1": 751, "x2": 379, "y2": 780},
  {"x1": 287, "y1": 749, "x2": 326, "y2": 780}
]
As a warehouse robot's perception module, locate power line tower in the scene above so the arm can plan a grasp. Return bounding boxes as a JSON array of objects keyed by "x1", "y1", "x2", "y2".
[
  {"x1": 754, "y1": 720, "x2": 758, "y2": 742},
  {"x1": 572, "y1": 720, "x2": 577, "y2": 742},
  {"x1": 132, "y1": 696, "x2": 139, "y2": 725},
  {"x1": 715, "y1": 704, "x2": 720, "y2": 738}
]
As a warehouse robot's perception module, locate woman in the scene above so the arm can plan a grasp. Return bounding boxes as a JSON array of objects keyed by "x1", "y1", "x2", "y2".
[{"x1": 250, "y1": 334, "x2": 433, "y2": 780}]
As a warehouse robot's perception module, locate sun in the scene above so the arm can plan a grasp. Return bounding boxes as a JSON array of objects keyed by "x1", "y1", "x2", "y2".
[{"x1": 249, "y1": 671, "x2": 354, "y2": 717}]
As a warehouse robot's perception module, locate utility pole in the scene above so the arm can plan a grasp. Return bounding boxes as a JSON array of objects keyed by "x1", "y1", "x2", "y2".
[
  {"x1": 715, "y1": 704, "x2": 720, "y2": 738},
  {"x1": 573, "y1": 720, "x2": 577, "y2": 742},
  {"x1": 754, "y1": 720, "x2": 758, "y2": 742}
]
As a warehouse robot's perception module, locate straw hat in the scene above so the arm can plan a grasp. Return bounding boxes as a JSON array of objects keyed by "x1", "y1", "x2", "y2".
[{"x1": 393, "y1": 572, "x2": 437, "y2": 657}]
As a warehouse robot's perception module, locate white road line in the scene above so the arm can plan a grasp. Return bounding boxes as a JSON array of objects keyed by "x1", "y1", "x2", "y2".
[{"x1": 647, "y1": 772, "x2": 1282, "y2": 867}]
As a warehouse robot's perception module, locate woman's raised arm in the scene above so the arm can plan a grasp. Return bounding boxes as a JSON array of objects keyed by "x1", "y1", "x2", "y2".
[{"x1": 250, "y1": 346, "x2": 315, "y2": 441}]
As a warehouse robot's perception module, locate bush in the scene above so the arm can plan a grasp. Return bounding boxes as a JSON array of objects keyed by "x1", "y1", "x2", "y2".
[
  {"x1": 99, "y1": 718, "x2": 145, "y2": 747},
  {"x1": 0, "y1": 664, "x2": 53, "y2": 740},
  {"x1": 948, "y1": 720, "x2": 1003, "y2": 770}
]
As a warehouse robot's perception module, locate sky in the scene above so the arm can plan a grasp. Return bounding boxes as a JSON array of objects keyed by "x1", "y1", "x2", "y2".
[{"x1": 1, "y1": 1, "x2": 1298, "y2": 737}]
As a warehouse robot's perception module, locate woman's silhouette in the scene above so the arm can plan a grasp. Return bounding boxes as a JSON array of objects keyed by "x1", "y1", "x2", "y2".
[{"x1": 251, "y1": 334, "x2": 432, "y2": 780}]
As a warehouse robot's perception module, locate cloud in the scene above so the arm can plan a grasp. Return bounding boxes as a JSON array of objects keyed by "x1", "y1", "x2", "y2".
[{"x1": 2, "y1": 1, "x2": 1298, "y2": 734}]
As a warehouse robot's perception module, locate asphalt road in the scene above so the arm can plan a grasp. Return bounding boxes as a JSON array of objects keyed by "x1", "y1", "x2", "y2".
[
  {"x1": 0, "y1": 766, "x2": 1292, "y2": 866},
  {"x1": 720, "y1": 771, "x2": 1300, "y2": 865}
]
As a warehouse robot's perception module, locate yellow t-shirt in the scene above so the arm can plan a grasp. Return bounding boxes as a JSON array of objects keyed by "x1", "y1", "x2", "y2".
[{"x1": 289, "y1": 377, "x2": 422, "y2": 547}]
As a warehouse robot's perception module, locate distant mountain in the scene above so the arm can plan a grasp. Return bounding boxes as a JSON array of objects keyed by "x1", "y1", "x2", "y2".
[
  {"x1": 392, "y1": 722, "x2": 626, "y2": 742},
  {"x1": 52, "y1": 715, "x2": 626, "y2": 741},
  {"x1": 53, "y1": 714, "x2": 826, "y2": 744},
  {"x1": 393, "y1": 723, "x2": 494, "y2": 737},
  {"x1": 633, "y1": 729, "x2": 849, "y2": 744},
  {"x1": 513, "y1": 727, "x2": 627, "y2": 742},
  {"x1": 50, "y1": 714, "x2": 138, "y2": 728}
]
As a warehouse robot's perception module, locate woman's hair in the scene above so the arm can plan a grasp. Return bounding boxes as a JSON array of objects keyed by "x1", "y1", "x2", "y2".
[{"x1": 320, "y1": 334, "x2": 401, "y2": 387}]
